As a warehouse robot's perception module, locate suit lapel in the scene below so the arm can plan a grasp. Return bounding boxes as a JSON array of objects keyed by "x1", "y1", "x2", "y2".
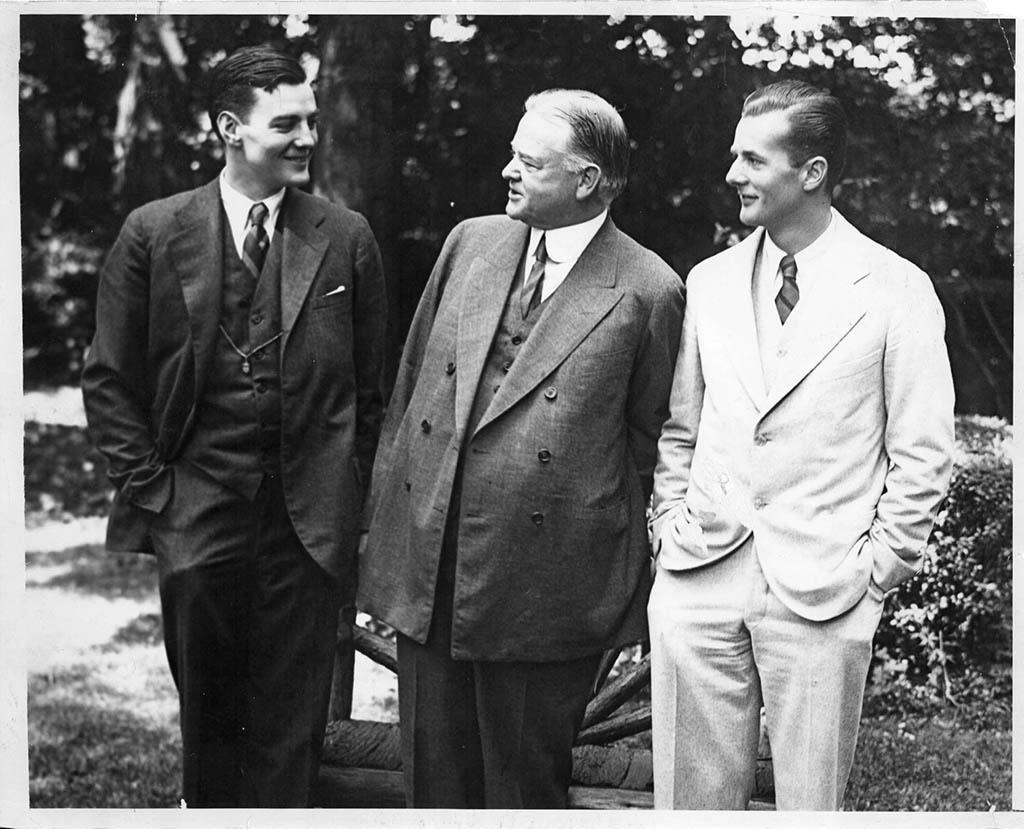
[
  {"x1": 168, "y1": 179, "x2": 223, "y2": 398},
  {"x1": 761, "y1": 215, "x2": 871, "y2": 415},
  {"x1": 454, "y1": 222, "x2": 527, "y2": 440},
  {"x1": 472, "y1": 218, "x2": 624, "y2": 436},
  {"x1": 715, "y1": 229, "x2": 768, "y2": 409},
  {"x1": 279, "y1": 190, "x2": 329, "y2": 350}
]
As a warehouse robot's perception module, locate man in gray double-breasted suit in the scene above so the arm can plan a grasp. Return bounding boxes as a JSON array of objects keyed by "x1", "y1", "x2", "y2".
[
  {"x1": 82, "y1": 46, "x2": 386, "y2": 807},
  {"x1": 358, "y1": 89, "x2": 684, "y2": 807}
]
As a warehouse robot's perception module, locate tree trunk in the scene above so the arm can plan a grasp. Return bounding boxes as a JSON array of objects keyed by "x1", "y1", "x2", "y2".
[{"x1": 313, "y1": 16, "x2": 405, "y2": 395}]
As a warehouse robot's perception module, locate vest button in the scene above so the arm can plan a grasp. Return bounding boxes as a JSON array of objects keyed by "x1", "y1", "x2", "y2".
[
  {"x1": 511, "y1": 334, "x2": 523, "y2": 346},
  {"x1": 537, "y1": 449, "x2": 552, "y2": 463},
  {"x1": 251, "y1": 313, "x2": 263, "y2": 325},
  {"x1": 445, "y1": 362, "x2": 456, "y2": 375},
  {"x1": 502, "y1": 360, "x2": 513, "y2": 373},
  {"x1": 531, "y1": 512, "x2": 544, "y2": 526},
  {"x1": 544, "y1": 387, "x2": 557, "y2": 400},
  {"x1": 256, "y1": 381, "x2": 267, "y2": 394},
  {"x1": 420, "y1": 419, "x2": 431, "y2": 433}
]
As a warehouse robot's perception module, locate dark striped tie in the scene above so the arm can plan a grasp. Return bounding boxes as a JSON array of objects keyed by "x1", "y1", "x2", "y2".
[
  {"x1": 242, "y1": 202, "x2": 270, "y2": 282},
  {"x1": 775, "y1": 254, "x2": 799, "y2": 324},
  {"x1": 520, "y1": 234, "x2": 547, "y2": 318}
]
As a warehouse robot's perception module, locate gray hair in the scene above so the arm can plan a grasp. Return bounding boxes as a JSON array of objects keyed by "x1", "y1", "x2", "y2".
[{"x1": 524, "y1": 89, "x2": 630, "y2": 204}]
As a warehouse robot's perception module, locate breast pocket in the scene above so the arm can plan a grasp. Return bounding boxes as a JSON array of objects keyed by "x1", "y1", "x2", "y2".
[
  {"x1": 312, "y1": 287, "x2": 352, "y2": 311},
  {"x1": 812, "y1": 347, "x2": 883, "y2": 383}
]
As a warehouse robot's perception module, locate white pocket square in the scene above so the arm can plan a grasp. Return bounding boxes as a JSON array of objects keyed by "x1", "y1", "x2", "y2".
[{"x1": 322, "y1": 285, "x2": 347, "y2": 297}]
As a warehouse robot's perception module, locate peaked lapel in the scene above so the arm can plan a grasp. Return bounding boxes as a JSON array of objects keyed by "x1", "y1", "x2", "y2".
[
  {"x1": 167, "y1": 179, "x2": 224, "y2": 399},
  {"x1": 472, "y1": 217, "x2": 624, "y2": 436},
  {"x1": 761, "y1": 214, "x2": 871, "y2": 416},
  {"x1": 453, "y1": 221, "x2": 528, "y2": 442},
  {"x1": 279, "y1": 190, "x2": 330, "y2": 350},
  {"x1": 713, "y1": 229, "x2": 768, "y2": 409}
]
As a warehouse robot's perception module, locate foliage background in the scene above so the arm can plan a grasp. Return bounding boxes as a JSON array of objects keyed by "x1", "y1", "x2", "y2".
[{"x1": 20, "y1": 13, "x2": 1015, "y2": 416}]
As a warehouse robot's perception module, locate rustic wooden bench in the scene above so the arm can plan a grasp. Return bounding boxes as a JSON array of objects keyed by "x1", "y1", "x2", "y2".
[{"x1": 318, "y1": 620, "x2": 775, "y2": 809}]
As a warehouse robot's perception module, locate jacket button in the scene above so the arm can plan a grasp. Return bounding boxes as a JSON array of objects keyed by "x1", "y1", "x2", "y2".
[
  {"x1": 531, "y1": 512, "x2": 544, "y2": 526},
  {"x1": 445, "y1": 362, "x2": 456, "y2": 375},
  {"x1": 754, "y1": 434, "x2": 768, "y2": 446},
  {"x1": 511, "y1": 334, "x2": 523, "y2": 346},
  {"x1": 420, "y1": 419, "x2": 431, "y2": 433},
  {"x1": 753, "y1": 497, "x2": 766, "y2": 510},
  {"x1": 544, "y1": 387, "x2": 557, "y2": 400},
  {"x1": 537, "y1": 449, "x2": 552, "y2": 463},
  {"x1": 502, "y1": 360, "x2": 513, "y2": 373},
  {"x1": 251, "y1": 312, "x2": 263, "y2": 325},
  {"x1": 256, "y1": 381, "x2": 267, "y2": 394}
]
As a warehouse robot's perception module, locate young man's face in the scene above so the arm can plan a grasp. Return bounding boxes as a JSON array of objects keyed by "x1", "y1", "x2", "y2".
[
  {"x1": 725, "y1": 109, "x2": 807, "y2": 234},
  {"x1": 502, "y1": 111, "x2": 586, "y2": 230},
  {"x1": 226, "y1": 82, "x2": 319, "y2": 199}
]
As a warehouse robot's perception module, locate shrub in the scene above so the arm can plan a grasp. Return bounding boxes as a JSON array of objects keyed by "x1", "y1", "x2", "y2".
[{"x1": 869, "y1": 416, "x2": 1012, "y2": 708}]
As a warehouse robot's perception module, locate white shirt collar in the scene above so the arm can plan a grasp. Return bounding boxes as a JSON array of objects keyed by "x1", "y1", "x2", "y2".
[
  {"x1": 528, "y1": 209, "x2": 608, "y2": 265},
  {"x1": 762, "y1": 208, "x2": 837, "y2": 286},
  {"x1": 219, "y1": 170, "x2": 286, "y2": 256}
]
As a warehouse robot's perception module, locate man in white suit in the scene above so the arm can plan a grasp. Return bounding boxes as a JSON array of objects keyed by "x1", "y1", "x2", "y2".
[{"x1": 648, "y1": 80, "x2": 955, "y2": 810}]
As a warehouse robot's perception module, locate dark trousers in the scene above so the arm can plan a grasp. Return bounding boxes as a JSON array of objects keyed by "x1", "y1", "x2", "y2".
[
  {"x1": 396, "y1": 516, "x2": 600, "y2": 808},
  {"x1": 151, "y1": 460, "x2": 340, "y2": 808}
]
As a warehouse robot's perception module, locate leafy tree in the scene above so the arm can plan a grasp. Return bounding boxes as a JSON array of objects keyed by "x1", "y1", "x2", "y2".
[{"x1": 20, "y1": 14, "x2": 1013, "y2": 417}]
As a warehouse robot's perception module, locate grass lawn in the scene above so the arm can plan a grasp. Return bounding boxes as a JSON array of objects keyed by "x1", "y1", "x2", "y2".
[
  {"x1": 22, "y1": 414, "x2": 1012, "y2": 811},
  {"x1": 25, "y1": 537, "x2": 1012, "y2": 810},
  {"x1": 846, "y1": 711, "x2": 1011, "y2": 811}
]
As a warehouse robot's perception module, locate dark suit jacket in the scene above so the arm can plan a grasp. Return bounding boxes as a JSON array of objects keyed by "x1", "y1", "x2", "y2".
[
  {"x1": 357, "y1": 214, "x2": 684, "y2": 661},
  {"x1": 82, "y1": 177, "x2": 387, "y2": 582}
]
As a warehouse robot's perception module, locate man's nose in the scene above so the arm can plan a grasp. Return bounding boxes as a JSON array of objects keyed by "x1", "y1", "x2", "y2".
[
  {"x1": 502, "y1": 158, "x2": 519, "y2": 181},
  {"x1": 725, "y1": 158, "x2": 744, "y2": 187},
  {"x1": 295, "y1": 123, "x2": 317, "y2": 148}
]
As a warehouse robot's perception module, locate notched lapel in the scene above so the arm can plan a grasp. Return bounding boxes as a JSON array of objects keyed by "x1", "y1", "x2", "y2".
[
  {"x1": 472, "y1": 222, "x2": 624, "y2": 435},
  {"x1": 169, "y1": 181, "x2": 223, "y2": 397},
  {"x1": 454, "y1": 224, "x2": 527, "y2": 440},
  {"x1": 711, "y1": 230, "x2": 766, "y2": 408},
  {"x1": 280, "y1": 193, "x2": 329, "y2": 348}
]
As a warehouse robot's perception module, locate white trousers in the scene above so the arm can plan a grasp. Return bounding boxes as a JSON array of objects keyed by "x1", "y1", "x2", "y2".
[{"x1": 648, "y1": 537, "x2": 884, "y2": 810}]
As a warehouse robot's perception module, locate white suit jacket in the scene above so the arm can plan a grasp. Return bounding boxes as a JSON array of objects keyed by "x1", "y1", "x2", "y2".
[{"x1": 651, "y1": 210, "x2": 955, "y2": 621}]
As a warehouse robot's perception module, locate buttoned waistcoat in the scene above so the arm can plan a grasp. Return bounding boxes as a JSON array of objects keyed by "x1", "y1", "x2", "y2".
[{"x1": 82, "y1": 177, "x2": 387, "y2": 582}]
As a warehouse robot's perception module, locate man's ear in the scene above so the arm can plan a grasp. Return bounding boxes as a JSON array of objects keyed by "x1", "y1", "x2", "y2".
[
  {"x1": 575, "y1": 165, "x2": 602, "y2": 201},
  {"x1": 218, "y1": 111, "x2": 243, "y2": 146},
  {"x1": 801, "y1": 156, "x2": 828, "y2": 193}
]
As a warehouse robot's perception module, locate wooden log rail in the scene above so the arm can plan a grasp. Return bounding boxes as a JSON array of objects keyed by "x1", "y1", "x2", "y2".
[{"x1": 320, "y1": 624, "x2": 775, "y2": 809}]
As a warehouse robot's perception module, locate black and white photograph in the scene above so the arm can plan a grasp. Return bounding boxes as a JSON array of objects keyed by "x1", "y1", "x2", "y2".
[{"x1": 3, "y1": 3, "x2": 1017, "y2": 825}]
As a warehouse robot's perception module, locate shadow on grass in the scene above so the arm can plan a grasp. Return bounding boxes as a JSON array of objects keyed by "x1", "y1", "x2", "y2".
[
  {"x1": 29, "y1": 663, "x2": 181, "y2": 808},
  {"x1": 102, "y1": 612, "x2": 164, "y2": 650},
  {"x1": 27, "y1": 545, "x2": 159, "y2": 601}
]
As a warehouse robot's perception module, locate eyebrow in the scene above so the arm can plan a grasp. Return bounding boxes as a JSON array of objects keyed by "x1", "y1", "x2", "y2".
[
  {"x1": 511, "y1": 145, "x2": 542, "y2": 165},
  {"x1": 270, "y1": 110, "x2": 319, "y2": 125}
]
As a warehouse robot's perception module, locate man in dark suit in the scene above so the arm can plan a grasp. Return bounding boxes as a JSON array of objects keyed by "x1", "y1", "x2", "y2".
[
  {"x1": 81, "y1": 45, "x2": 387, "y2": 807},
  {"x1": 358, "y1": 88, "x2": 684, "y2": 808}
]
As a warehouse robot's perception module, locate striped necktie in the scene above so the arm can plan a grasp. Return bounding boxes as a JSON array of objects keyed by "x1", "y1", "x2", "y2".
[
  {"x1": 520, "y1": 234, "x2": 547, "y2": 318},
  {"x1": 242, "y1": 202, "x2": 270, "y2": 282},
  {"x1": 775, "y1": 254, "x2": 799, "y2": 324}
]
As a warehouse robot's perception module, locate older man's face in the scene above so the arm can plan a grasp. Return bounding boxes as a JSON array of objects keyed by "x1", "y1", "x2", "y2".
[{"x1": 501, "y1": 112, "x2": 584, "y2": 230}]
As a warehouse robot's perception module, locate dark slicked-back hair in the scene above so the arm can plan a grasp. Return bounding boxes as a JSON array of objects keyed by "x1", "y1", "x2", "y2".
[
  {"x1": 206, "y1": 45, "x2": 308, "y2": 141},
  {"x1": 742, "y1": 80, "x2": 848, "y2": 192},
  {"x1": 524, "y1": 88, "x2": 630, "y2": 204}
]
